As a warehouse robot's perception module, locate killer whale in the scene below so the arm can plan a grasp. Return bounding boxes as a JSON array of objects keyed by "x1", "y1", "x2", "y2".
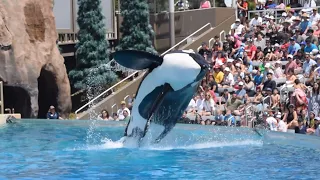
[{"x1": 112, "y1": 50, "x2": 209, "y2": 144}]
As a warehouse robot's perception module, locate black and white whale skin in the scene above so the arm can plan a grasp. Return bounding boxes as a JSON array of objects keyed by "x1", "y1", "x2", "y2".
[{"x1": 112, "y1": 50, "x2": 209, "y2": 144}]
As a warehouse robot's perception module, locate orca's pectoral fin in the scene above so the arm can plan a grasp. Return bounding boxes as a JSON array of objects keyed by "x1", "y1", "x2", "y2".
[{"x1": 112, "y1": 50, "x2": 163, "y2": 70}]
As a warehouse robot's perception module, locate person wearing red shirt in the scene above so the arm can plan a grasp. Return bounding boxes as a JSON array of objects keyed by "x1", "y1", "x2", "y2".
[{"x1": 245, "y1": 39, "x2": 257, "y2": 60}]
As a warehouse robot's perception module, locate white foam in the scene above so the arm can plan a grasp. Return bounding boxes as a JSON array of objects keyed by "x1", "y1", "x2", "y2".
[{"x1": 67, "y1": 137, "x2": 262, "y2": 151}]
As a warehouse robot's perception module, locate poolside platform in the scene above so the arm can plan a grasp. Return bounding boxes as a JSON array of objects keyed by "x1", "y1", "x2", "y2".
[{"x1": 0, "y1": 114, "x2": 21, "y2": 125}]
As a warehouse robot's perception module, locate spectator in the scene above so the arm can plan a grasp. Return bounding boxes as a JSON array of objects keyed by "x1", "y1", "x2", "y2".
[
  {"x1": 245, "y1": 39, "x2": 257, "y2": 60},
  {"x1": 213, "y1": 65, "x2": 224, "y2": 84},
  {"x1": 262, "y1": 72, "x2": 276, "y2": 92},
  {"x1": 46, "y1": 106, "x2": 63, "y2": 120},
  {"x1": 122, "y1": 110, "x2": 130, "y2": 122},
  {"x1": 243, "y1": 74, "x2": 255, "y2": 96},
  {"x1": 276, "y1": 112, "x2": 287, "y2": 132},
  {"x1": 198, "y1": 42, "x2": 211, "y2": 58},
  {"x1": 303, "y1": 53, "x2": 317, "y2": 75},
  {"x1": 220, "y1": 67, "x2": 235, "y2": 88},
  {"x1": 117, "y1": 101, "x2": 130, "y2": 120},
  {"x1": 274, "y1": 60, "x2": 285, "y2": 78},
  {"x1": 249, "y1": 13, "x2": 262, "y2": 27},
  {"x1": 285, "y1": 54, "x2": 298, "y2": 74},
  {"x1": 220, "y1": 89, "x2": 231, "y2": 104},
  {"x1": 300, "y1": 13, "x2": 312, "y2": 34},
  {"x1": 200, "y1": 0, "x2": 211, "y2": 9},
  {"x1": 201, "y1": 93, "x2": 216, "y2": 116},
  {"x1": 99, "y1": 109, "x2": 113, "y2": 121},
  {"x1": 288, "y1": 37, "x2": 301, "y2": 55},
  {"x1": 235, "y1": 81, "x2": 246, "y2": 101},
  {"x1": 304, "y1": 39, "x2": 318, "y2": 53},
  {"x1": 226, "y1": 92, "x2": 244, "y2": 116},
  {"x1": 186, "y1": 96, "x2": 197, "y2": 114},
  {"x1": 310, "y1": 8, "x2": 320, "y2": 27},
  {"x1": 224, "y1": 109, "x2": 236, "y2": 126},
  {"x1": 112, "y1": 113, "x2": 119, "y2": 121},
  {"x1": 231, "y1": 19, "x2": 245, "y2": 35}
]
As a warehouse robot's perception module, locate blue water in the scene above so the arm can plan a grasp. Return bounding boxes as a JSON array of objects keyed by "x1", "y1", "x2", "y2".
[{"x1": 0, "y1": 119, "x2": 320, "y2": 180}]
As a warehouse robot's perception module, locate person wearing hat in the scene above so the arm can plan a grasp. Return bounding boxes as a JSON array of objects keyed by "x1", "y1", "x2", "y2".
[
  {"x1": 231, "y1": 18, "x2": 244, "y2": 35},
  {"x1": 288, "y1": 37, "x2": 301, "y2": 56},
  {"x1": 213, "y1": 35, "x2": 223, "y2": 49},
  {"x1": 273, "y1": 60, "x2": 285, "y2": 79},
  {"x1": 300, "y1": 13, "x2": 311, "y2": 34},
  {"x1": 276, "y1": 112, "x2": 287, "y2": 132},
  {"x1": 220, "y1": 67, "x2": 235, "y2": 88},
  {"x1": 310, "y1": 8, "x2": 320, "y2": 26},
  {"x1": 117, "y1": 101, "x2": 131, "y2": 120},
  {"x1": 213, "y1": 65, "x2": 224, "y2": 84},
  {"x1": 249, "y1": 13, "x2": 262, "y2": 27},
  {"x1": 235, "y1": 81, "x2": 246, "y2": 101},
  {"x1": 46, "y1": 105, "x2": 63, "y2": 120},
  {"x1": 284, "y1": 54, "x2": 298, "y2": 74}
]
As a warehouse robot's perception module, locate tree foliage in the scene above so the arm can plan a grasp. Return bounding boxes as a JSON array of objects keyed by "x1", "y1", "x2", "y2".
[
  {"x1": 117, "y1": 0, "x2": 158, "y2": 55},
  {"x1": 69, "y1": 0, "x2": 117, "y2": 90}
]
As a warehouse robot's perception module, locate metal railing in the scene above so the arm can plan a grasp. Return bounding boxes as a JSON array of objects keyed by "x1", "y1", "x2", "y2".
[
  {"x1": 248, "y1": 6, "x2": 320, "y2": 22},
  {"x1": 58, "y1": 32, "x2": 116, "y2": 45},
  {"x1": 245, "y1": 105, "x2": 253, "y2": 127},
  {"x1": 75, "y1": 22, "x2": 213, "y2": 116},
  {"x1": 0, "y1": 81, "x2": 3, "y2": 114},
  {"x1": 262, "y1": 96, "x2": 270, "y2": 113},
  {"x1": 111, "y1": 104, "x2": 118, "y2": 115}
]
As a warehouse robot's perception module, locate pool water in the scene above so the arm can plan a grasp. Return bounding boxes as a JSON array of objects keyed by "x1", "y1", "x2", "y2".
[{"x1": 1, "y1": 119, "x2": 320, "y2": 180}]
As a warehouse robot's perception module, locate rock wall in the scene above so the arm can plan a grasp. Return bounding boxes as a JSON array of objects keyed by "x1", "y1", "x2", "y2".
[{"x1": 0, "y1": 0, "x2": 72, "y2": 118}]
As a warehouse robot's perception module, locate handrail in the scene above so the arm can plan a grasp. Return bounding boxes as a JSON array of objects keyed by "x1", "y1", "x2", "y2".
[
  {"x1": 279, "y1": 85, "x2": 289, "y2": 103},
  {"x1": 197, "y1": 46, "x2": 202, "y2": 52},
  {"x1": 208, "y1": 38, "x2": 214, "y2": 48},
  {"x1": 245, "y1": 105, "x2": 253, "y2": 127},
  {"x1": 124, "y1": 95, "x2": 130, "y2": 102},
  {"x1": 262, "y1": 96, "x2": 270, "y2": 114},
  {"x1": 75, "y1": 23, "x2": 213, "y2": 116},
  {"x1": 111, "y1": 104, "x2": 117, "y2": 115},
  {"x1": 219, "y1": 30, "x2": 225, "y2": 42},
  {"x1": 161, "y1": 23, "x2": 212, "y2": 55},
  {"x1": 0, "y1": 81, "x2": 3, "y2": 114}
]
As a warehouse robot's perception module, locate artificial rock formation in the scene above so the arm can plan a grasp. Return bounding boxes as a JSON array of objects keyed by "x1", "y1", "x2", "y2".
[{"x1": 0, "y1": 0, "x2": 71, "y2": 118}]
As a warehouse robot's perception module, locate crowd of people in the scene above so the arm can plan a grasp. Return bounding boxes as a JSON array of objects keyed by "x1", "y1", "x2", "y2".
[{"x1": 179, "y1": 5, "x2": 320, "y2": 136}]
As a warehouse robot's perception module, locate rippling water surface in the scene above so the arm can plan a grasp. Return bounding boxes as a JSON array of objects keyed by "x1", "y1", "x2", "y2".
[{"x1": 0, "y1": 120, "x2": 319, "y2": 180}]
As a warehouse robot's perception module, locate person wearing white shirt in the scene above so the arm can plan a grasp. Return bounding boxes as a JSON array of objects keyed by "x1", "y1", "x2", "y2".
[
  {"x1": 201, "y1": 93, "x2": 216, "y2": 116},
  {"x1": 310, "y1": 8, "x2": 320, "y2": 26},
  {"x1": 276, "y1": 113, "x2": 287, "y2": 132},
  {"x1": 186, "y1": 97, "x2": 197, "y2": 113},
  {"x1": 221, "y1": 67, "x2": 235, "y2": 88},
  {"x1": 117, "y1": 101, "x2": 131, "y2": 120},
  {"x1": 266, "y1": 115, "x2": 278, "y2": 131},
  {"x1": 303, "y1": 53, "x2": 317, "y2": 75},
  {"x1": 196, "y1": 94, "x2": 205, "y2": 112},
  {"x1": 285, "y1": 11, "x2": 295, "y2": 24},
  {"x1": 230, "y1": 19, "x2": 244, "y2": 35},
  {"x1": 249, "y1": 13, "x2": 262, "y2": 27}
]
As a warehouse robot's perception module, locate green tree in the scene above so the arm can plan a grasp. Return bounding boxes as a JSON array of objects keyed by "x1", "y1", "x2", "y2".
[
  {"x1": 69, "y1": 0, "x2": 117, "y2": 90},
  {"x1": 117, "y1": 0, "x2": 157, "y2": 55}
]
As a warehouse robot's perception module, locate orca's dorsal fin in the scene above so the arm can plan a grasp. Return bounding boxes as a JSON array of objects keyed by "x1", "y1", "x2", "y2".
[{"x1": 112, "y1": 50, "x2": 163, "y2": 70}]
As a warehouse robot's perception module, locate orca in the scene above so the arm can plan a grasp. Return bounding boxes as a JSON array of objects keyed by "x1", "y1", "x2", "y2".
[{"x1": 112, "y1": 50, "x2": 209, "y2": 145}]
